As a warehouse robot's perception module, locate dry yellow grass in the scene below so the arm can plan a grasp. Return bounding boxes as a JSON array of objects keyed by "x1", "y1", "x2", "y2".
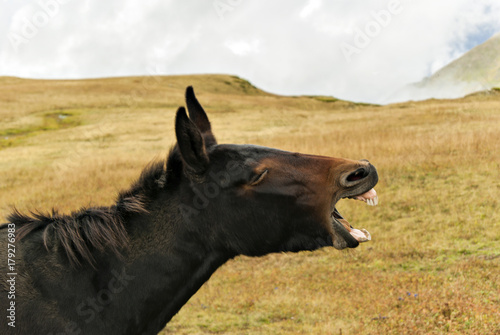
[{"x1": 1, "y1": 75, "x2": 499, "y2": 334}]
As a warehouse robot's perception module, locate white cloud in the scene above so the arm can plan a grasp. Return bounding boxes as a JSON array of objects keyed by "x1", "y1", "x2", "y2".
[
  {"x1": 300, "y1": 0, "x2": 322, "y2": 19},
  {"x1": 224, "y1": 38, "x2": 261, "y2": 56},
  {"x1": 0, "y1": 0, "x2": 499, "y2": 103}
]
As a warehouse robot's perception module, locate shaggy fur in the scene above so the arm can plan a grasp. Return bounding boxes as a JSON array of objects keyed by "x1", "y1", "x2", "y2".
[{"x1": 9, "y1": 158, "x2": 170, "y2": 267}]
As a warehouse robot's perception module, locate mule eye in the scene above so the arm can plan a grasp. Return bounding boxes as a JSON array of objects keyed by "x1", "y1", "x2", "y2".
[{"x1": 249, "y1": 169, "x2": 268, "y2": 186}]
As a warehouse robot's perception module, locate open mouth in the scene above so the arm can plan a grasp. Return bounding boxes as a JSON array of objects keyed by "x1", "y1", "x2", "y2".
[{"x1": 331, "y1": 188, "x2": 378, "y2": 248}]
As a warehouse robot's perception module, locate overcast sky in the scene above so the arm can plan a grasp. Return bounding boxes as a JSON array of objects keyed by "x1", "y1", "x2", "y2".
[{"x1": 1, "y1": 0, "x2": 499, "y2": 103}]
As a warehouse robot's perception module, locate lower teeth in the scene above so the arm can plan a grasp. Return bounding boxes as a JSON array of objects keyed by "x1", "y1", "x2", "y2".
[{"x1": 350, "y1": 228, "x2": 371, "y2": 242}]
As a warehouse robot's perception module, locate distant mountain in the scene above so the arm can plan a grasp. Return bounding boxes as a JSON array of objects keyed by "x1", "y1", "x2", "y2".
[{"x1": 387, "y1": 32, "x2": 500, "y2": 103}]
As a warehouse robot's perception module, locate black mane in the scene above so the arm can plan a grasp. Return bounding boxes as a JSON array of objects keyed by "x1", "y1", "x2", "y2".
[{"x1": 9, "y1": 152, "x2": 179, "y2": 267}]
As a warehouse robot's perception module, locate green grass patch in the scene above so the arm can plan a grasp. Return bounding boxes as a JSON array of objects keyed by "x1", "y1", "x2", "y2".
[
  {"x1": 310, "y1": 95, "x2": 339, "y2": 103},
  {"x1": 230, "y1": 75, "x2": 261, "y2": 95},
  {"x1": 0, "y1": 109, "x2": 82, "y2": 149}
]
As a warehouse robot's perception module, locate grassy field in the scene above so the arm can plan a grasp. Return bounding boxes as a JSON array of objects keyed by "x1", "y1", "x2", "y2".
[{"x1": 1, "y1": 75, "x2": 499, "y2": 334}]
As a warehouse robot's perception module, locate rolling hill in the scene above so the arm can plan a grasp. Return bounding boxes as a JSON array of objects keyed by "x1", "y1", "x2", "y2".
[{"x1": 389, "y1": 32, "x2": 500, "y2": 102}]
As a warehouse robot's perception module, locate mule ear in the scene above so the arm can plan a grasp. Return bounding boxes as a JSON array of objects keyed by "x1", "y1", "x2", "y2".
[
  {"x1": 175, "y1": 107, "x2": 209, "y2": 174},
  {"x1": 185, "y1": 86, "x2": 212, "y2": 133}
]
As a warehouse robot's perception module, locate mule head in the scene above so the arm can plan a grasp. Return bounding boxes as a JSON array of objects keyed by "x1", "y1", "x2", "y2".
[{"x1": 174, "y1": 87, "x2": 378, "y2": 256}]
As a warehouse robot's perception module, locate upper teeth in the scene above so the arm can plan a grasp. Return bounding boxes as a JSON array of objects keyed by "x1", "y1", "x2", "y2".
[
  {"x1": 355, "y1": 188, "x2": 378, "y2": 206},
  {"x1": 366, "y1": 195, "x2": 378, "y2": 206}
]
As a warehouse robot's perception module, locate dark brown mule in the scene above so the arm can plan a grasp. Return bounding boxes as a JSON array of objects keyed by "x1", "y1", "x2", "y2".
[{"x1": 0, "y1": 87, "x2": 378, "y2": 335}]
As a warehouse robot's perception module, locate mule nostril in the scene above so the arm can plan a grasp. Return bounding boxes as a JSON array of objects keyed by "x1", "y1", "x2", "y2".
[{"x1": 346, "y1": 168, "x2": 369, "y2": 182}]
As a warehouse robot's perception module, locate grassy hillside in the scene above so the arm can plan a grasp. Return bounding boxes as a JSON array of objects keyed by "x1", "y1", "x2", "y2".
[
  {"x1": 1, "y1": 75, "x2": 499, "y2": 334},
  {"x1": 424, "y1": 32, "x2": 500, "y2": 88},
  {"x1": 388, "y1": 33, "x2": 500, "y2": 103}
]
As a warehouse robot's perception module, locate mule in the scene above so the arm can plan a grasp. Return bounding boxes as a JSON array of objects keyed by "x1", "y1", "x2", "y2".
[{"x1": 0, "y1": 87, "x2": 378, "y2": 334}]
